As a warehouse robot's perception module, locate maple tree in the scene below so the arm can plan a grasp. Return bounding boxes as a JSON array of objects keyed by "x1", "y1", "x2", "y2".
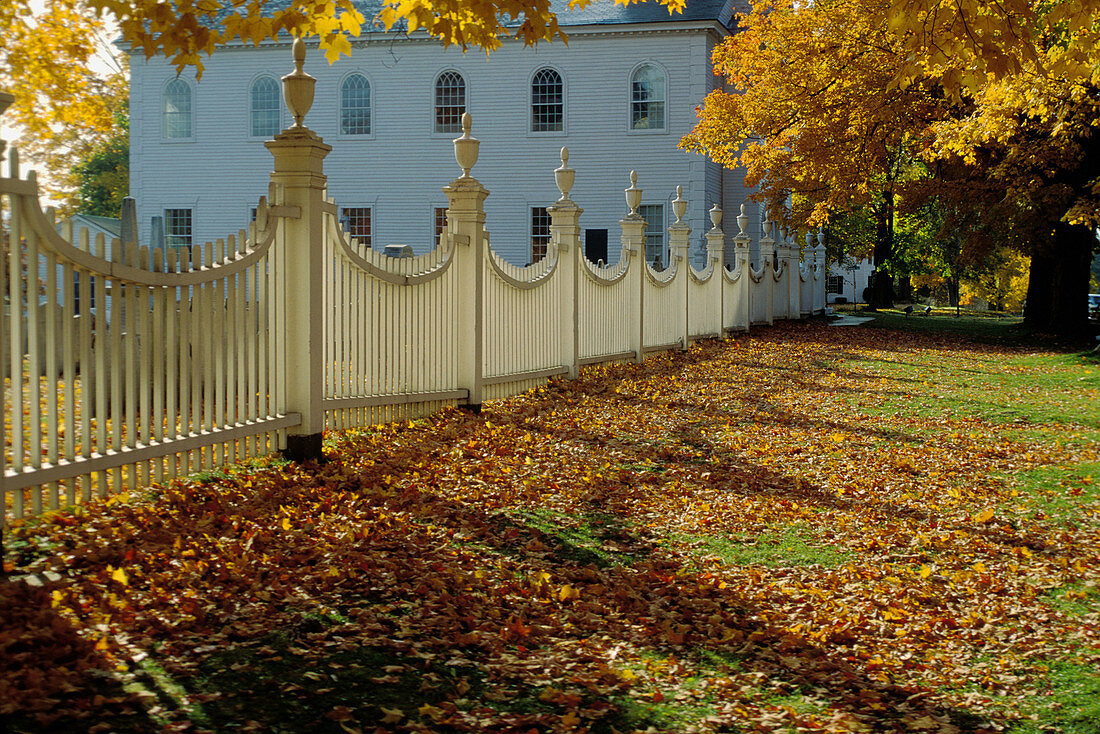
[
  {"x1": 0, "y1": 0, "x2": 127, "y2": 203},
  {"x1": 884, "y1": 0, "x2": 1100, "y2": 97},
  {"x1": 681, "y1": 0, "x2": 946, "y2": 310},
  {"x1": 685, "y1": 0, "x2": 1098, "y2": 333}
]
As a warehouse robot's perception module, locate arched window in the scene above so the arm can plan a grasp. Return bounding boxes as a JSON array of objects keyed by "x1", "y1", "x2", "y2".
[
  {"x1": 163, "y1": 79, "x2": 192, "y2": 139},
  {"x1": 341, "y1": 74, "x2": 371, "y2": 135},
  {"x1": 434, "y1": 71, "x2": 466, "y2": 133},
  {"x1": 250, "y1": 76, "x2": 280, "y2": 137},
  {"x1": 531, "y1": 68, "x2": 563, "y2": 133},
  {"x1": 631, "y1": 65, "x2": 665, "y2": 130}
]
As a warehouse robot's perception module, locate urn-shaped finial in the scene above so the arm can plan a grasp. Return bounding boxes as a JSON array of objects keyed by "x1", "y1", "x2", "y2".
[
  {"x1": 282, "y1": 37, "x2": 316, "y2": 130},
  {"x1": 554, "y1": 147, "x2": 574, "y2": 202},
  {"x1": 625, "y1": 171, "x2": 641, "y2": 216},
  {"x1": 453, "y1": 112, "x2": 480, "y2": 179},
  {"x1": 805, "y1": 231, "x2": 815, "y2": 249},
  {"x1": 672, "y1": 185, "x2": 687, "y2": 223},
  {"x1": 817, "y1": 227, "x2": 825, "y2": 247},
  {"x1": 736, "y1": 203, "x2": 749, "y2": 235},
  {"x1": 709, "y1": 203, "x2": 722, "y2": 230},
  {"x1": 763, "y1": 218, "x2": 773, "y2": 238}
]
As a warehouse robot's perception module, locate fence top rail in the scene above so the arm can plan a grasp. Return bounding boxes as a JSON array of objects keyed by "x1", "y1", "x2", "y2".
[
  {"x1": 724, "y1": 258, "x2": 744, "y2": 283},
  {"x1": 328, "y1": 211, "x2": 456, "y2": 285},
  {"x1": 579, "y1": 247, "x2": 632, "y2": 286},
  {"x1": 644, "y1": 256, "x2": 680, "y2": 287},
  {"x1": 3, "y1": 169, "x2": 281, "y2": 287},
  {"x1": 749, "y1": 257, "x2": 769, "y2": 283},
  {"x1": 690, "y1": 258, "x2": 717, "y2": 284},
  {"x1": 484, "y1": 234, "x2": 559, "y2": 290}
]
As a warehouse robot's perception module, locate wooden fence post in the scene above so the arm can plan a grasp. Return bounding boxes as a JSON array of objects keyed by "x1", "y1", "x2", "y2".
[
  {"x1": 265, "y1": 38, "x2": 331, "y2": 462},
  {"x1": 733, "y1": 204, "x2": 752, "y2": 332},
  {"x1": 789, "y1": 232, "x2": 803, "y2": 319},
  {"x1": 443, "y1": 113, "x2": 488, "y2": 411},
  {"x1": 814, "y1": 232, "x2": 827, "y2": 314},
  {"x1": 760, "y1": 220, "x2": 776, "y2": 325},
  {"x1": 704, "y1": 204, "x2": 726, "y2": 334},
  {"x1": 668, "y1": 186, "x2": 691, "y2": 350},
  {"x1": 621, "y1": 172, "x2": 646, "y2": 363},
  {"x1": 549, "y1": 148, "x2": 582, "y2": 378}
]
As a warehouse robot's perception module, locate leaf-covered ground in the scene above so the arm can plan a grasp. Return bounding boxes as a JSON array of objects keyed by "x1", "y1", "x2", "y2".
[{"x1": 3, "y1": 319, "x2": 1099, "y2": 734}]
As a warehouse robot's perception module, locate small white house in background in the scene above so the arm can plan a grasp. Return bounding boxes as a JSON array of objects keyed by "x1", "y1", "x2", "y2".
[
  {"x1": 126, "y1": 0, "x2": 767, "y2": 268},
  {"x1": 58, "y1": 214, "x2": 120, "y2": 250},
  {"x1": 826, "y1": 259, "x2": 874, "y2": 304}
]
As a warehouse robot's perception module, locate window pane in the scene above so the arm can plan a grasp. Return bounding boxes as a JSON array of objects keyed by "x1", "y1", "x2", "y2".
[
  {"x1": 165, "y1": 208, "x2": 192, "y2": 247},
  {"x1": 435, "y1": 71, "x2": 466, "y2": 133},
  {"x1": 164, "y1": 80, "x2": 192, "y2": 139},
  {"x1": 434, "y1": 207, "x2": 448, "y2": 244},
  {"x1": 530, "y1": 207, "x2": 551, "y2": 263},
  {"x1": 250, "y1": 77, "x2": 281, "y2": 137},
  {"x1": 639, "y1": 204, "x2": 665, "y2": 268},
  {"x1": 341, "y1": 75, "x2": 371, "y2": 135},
  {"x1": 631, "y1": 65, "x2": 665, "y2": 130},
  {"x1": 341, "y1": 207, "x2": 372, "y2": 246},
  {"x1": 531, "y1": 68, "x2": 563, "y2": 132}
]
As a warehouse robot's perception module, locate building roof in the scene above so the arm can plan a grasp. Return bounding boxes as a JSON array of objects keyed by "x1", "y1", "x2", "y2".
[{"x1": 67, "y1": 214, "x2": 121, "y2": 238}]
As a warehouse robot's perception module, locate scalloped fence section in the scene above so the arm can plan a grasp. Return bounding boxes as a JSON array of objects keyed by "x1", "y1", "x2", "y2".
[
  {"x1": 1, "y1": 97, "x2": 826, "y2": 528},
  {"x1": 1, "y1": 156, "x2": 295, "y2": 527}
]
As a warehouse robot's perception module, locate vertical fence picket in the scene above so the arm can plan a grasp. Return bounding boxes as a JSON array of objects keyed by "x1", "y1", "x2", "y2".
[
  {"x1": 26, "y1": 216, "x2": 42, "y2": 515},
  {"x1": 93, "y1": 235, "x2": 108, "y2": 497},
  {"x1": 214, "y1": 239, "x2": 226, "y2": 465},
  {"x1": 77, "y1": 231, "x2": 92, "y2": 501},
  {"x1": 137, "y1": 246, "x2": 151, "y2": 487},
  {"x1": 44, "y1": 243, "x2": 59, "y2": 510},
  {"x1": 124, "y1": 241, "x2": 138, "y2": 492},
  {"x1": 61, "y1": 239, "x2": 76, "y2": 507},
  {"x1": 152, "y1": 248, "x2": 165, "y2": 483}
]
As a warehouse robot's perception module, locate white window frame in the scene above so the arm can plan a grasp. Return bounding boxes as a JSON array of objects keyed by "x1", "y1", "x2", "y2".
[
  {"x1": 248, "y1": 75, "x2": 282, "y2": 140},
  {"x1": 163, "y1": 207, "x2": 193, "y2": 249},
  {"x1": 628, "y1": 62, "x2": 668, "y2": 134},
  {"x1": 162, "y1": 78, "x2": 194, "y2": 141},
  {"x1": 339, "y1": 205, "x2": 373, "y2": 247},
  {"x1": 432, "y1": 70, "x2": 467, "y2": 136},
  {"x1": 432, "y1": 205, "x2": 449, "y2": 247},
  {"x1": 338, "y1": 72, "x2": 374, "y2": 139},
  {"x1": 638, "y1": 203, "x2": 666, "y2": 269},
  {"x1": 529, "y1": 206, "x2": 552, "y2": 264},
  {"x1": 529, "y1": 66, "x2": 566, "y2": 136}
]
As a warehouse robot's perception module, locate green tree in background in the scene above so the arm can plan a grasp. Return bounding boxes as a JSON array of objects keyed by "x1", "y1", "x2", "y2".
[{"x1": 72, "y1": 102, "x2": 128, "y2": 218}]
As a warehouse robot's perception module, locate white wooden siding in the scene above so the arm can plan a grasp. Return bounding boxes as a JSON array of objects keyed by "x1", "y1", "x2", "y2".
[{"x1": 129, "y1": 28, "x2": 747, "y2": 266}]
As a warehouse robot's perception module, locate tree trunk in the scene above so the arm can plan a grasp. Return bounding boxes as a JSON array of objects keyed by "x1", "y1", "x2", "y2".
[
  {"x1": 867, "y1": 192, "x2": 895, "y2": 310},
  {"x1": 897, "y1": 272, "x2": 913, "y2": 302},
  {"x1": 1025, "y1": 222, "x2": 1094, "y2": 337}
]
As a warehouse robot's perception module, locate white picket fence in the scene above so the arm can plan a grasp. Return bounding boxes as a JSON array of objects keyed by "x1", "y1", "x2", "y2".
[{"x1": 0, "y1": 47, "x2": 825, "y2": 529}]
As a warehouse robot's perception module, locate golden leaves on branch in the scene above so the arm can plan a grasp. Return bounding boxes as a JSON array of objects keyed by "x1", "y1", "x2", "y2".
[{"x1": 87, "y1": 0, "x2": 686, "y2": 75}]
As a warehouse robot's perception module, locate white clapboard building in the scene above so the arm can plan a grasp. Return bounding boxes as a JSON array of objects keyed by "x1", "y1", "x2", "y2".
[{"x1": 127, "y1": 0, "x2": 764, "y2": 267}]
